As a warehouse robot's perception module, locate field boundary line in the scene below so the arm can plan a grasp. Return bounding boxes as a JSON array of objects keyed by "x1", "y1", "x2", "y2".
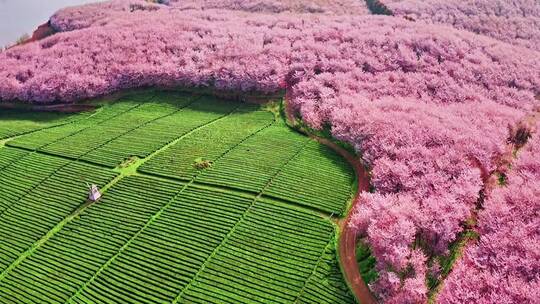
[
  {"x1": 188, "y1": 178, "x2": 334, "y2": 219},
  {"x1": 0, "y1": 105, "x2": 103, "y2": 147},
  {"x1": 190, "y1": 111, "x2": 277, "y2": 169},
  {"x1": 6, "y1": 145, "x2": 105, "y2": 167},
  {"x1": 9, "y1": 137, "x2": 339, "y2": 220},
  {"x1": 292, "y1": 236, "x2": 336, "y2": 304},
  {"x1": 74, "y1": 95, "x2": 201, "y2": 162},
  {"x1": 35, "y1": 93, "x2": 159, "y2": 150},
  {"x1": 51, "y1": 97, "x2": 194, "y2": 160},
  {"x1": 135, "y1": 103, "x2": 276, "y2": 181},
  {"x1": 20, "y1": 95, "x2": 197, "y2": 167},
  {"x1": 131, "y1": 171, "x2": 334, "y2": 220},
  {"x1": 16, "y1": 101, "x2": 144, "y2": 152},
  {"x1": 134, "y1": 102, "x2": 247, "y2": 170},
  {"x1": 63, "y1": 103, "x2": 251, "y2": 302},
  {"x1": 0, "y1": 154, "x2": 73, "y2": 218},
  {"x1": 64, "y1": 178, "x2": 193, "y2": 304},
  {"x1": 0, "y1": 147, "x2": 32, "y2": 171},
  {"x1": 2, "y1": 95, "x2": 201, "y2": 169},
  {"x1": 171, "y1": 138, "x2": 310, "y2": 303},
  {"x1": 0, "y1": 168, "x2": 124, "y2": 282},
  {"x1": 0, "y1": 106, "x2": 108, "y2": 169}
]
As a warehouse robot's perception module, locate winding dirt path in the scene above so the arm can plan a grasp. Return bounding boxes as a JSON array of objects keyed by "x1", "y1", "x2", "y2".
[
  {"x1": 283, "y1": 100, "x2": 375, "y2": 303},
  {"x1": 313, "y1": 137, "x2": 376, "y2": 304}
]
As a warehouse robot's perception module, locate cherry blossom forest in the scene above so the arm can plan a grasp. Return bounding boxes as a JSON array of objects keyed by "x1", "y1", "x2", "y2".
[{"x1": 0, "y1": 1, "x2": 539, "y2": 303}]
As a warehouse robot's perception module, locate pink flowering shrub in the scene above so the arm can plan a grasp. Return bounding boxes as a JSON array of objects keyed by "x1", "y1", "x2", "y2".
[
  {"x1": 50, "y1": 0, "x2": 164, "y2": 32},
  {"x1": 380, "y1": 0, "x2": 540, "y2": 51},
  {"x1": 50, "y1": 0, "x2": 369, "y2": 33},
  {"x1": 2, "y1": 8, "x2": 539, "y2": 106},
  {"x1": 1, "y1": 1, "x2": 540, "y2": 302},
  {"x1": 437, "y1": 123, "x2": 540, "y2": 304},
  {"x1": 169, "y1": 0, "x2": 370, "y2": 15},
  {"x1": 343, "y1": 97, "x2": 524, "y2": 302}
]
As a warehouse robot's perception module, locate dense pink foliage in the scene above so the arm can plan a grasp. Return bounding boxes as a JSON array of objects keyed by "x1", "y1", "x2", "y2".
[
  {"x1": 169, "y1": 0, "x2": 370, "y2": 15},
  {"x1": 1, "y1": 1, "x2": 540, "y2": 302},
  {"x1": 50, "y1": 0, "x2": 369, "y2": 32},
  {"x1": 344, "y1": 97, "x2": 524, "y2": 302},
  {"x1": 381, "y1": 0, "x2": 540, "y2": 51},
  {"x1": 2, "y1": 7, "x2": 539, "y2": 106},
  {"x1": 50, "y1": 0, "x2": 163, "y2": 32},
  {"x1": 437, "y1": 123, "x2": 540, "y2": 304}
]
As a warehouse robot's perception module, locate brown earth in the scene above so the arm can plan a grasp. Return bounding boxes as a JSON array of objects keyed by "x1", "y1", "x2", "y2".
[{"x1": 314, "y1": 136, "x2": 376, "y2": 304}]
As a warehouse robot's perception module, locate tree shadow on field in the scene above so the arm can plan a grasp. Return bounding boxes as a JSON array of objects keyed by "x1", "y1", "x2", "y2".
[
  {"x1": 110, "y1": 89, "x2": 254, "y2": 116},
  {"x1": 0, "y1": 109, "x2": 78, "y2": 123}
]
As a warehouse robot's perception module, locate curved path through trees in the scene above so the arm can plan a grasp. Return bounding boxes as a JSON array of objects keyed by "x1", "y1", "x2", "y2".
[
  {"x1": 283, "y1": 101, "x2": 376, "y2": 304},
  {"x1": 314, "y1": 137, "x2": 376, "y2": 304},
  {"x1": 285, "y1": 98, "x2": 540, "y2": 303}
]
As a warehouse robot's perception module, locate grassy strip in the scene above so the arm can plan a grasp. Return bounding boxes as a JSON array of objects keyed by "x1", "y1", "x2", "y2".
[
  {"x1": 0, "y1": 153, "x2": 71, "y2": 218},
  {"x1": 356, "y1": 240, "x2": 378, "y2": 285},
  {"x1": 427, "y1": 230, "x2": 478, "y2": 302}
]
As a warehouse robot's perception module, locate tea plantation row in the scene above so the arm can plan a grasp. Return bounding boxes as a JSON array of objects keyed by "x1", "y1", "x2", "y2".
[{"x1": 0, "y1": 91, "x2": 356, "y2": 303}]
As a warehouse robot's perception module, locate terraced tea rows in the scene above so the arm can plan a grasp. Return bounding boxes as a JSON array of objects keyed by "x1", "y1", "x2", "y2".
[
  {"x1": 39, "y1": 102, "x2": 183, "y2": 160},
  {"x1": 0, "y1": 149, "x2": 117, "y2": 274},
  {"x1": 0, "y1": 176, "x2": 182, "y2": 303},
  {"x1": 82, "y1": 97, "x2": 241, "y2": 167},
  {"x1": 7, "y1": 101, "x2": 142, "y2": 151},
  {"x1": 264, "y1": 141, "x2": 354, "y2": 215},
  {"x1": 297, "y1": 239, "x2": 354, "y2": 304},
  {"x1": 0, "y1": 110, "x2": 89, "y2": 140},
  {"x1": 70, "y1": 180, "x2": 254, "y2": 304},
  {"x1": 0, "y1": 148, "x2": 27, "y2": 170},
  {"x1": 0, "y1": 91, "x2": 356, "y2": 303},
  {"x1": 177, "y1": 199, "x2": 336, "y2": 303},
  {"x1": 194, "y1": 122, "x2": 311, "y2": 193},
  {"x1": 139, "y1": 105, "x2": 275, "y2": 180},
  {"x1": 0, "y1": 151, "x2": 68, "y2": 214},
  {"x1": 0, "y1": 174, "x2": 353, "y2": 304}
]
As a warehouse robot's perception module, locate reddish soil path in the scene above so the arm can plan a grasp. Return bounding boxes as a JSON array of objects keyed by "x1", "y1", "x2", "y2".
[
  {"x1": 284, "y1": 99, "x2": 376, "y2": 303},
  {"x1": 308, "y1": 110, "x2": 538, "y2": 304},
  {"x1": 313, "y1": 137, "x2": 376, "y2": 304}
]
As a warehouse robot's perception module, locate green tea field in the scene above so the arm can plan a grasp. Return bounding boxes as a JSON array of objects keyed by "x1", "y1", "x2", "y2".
[{"x1": 0, "y1": 91, "x2": 356, "y2": 303}]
